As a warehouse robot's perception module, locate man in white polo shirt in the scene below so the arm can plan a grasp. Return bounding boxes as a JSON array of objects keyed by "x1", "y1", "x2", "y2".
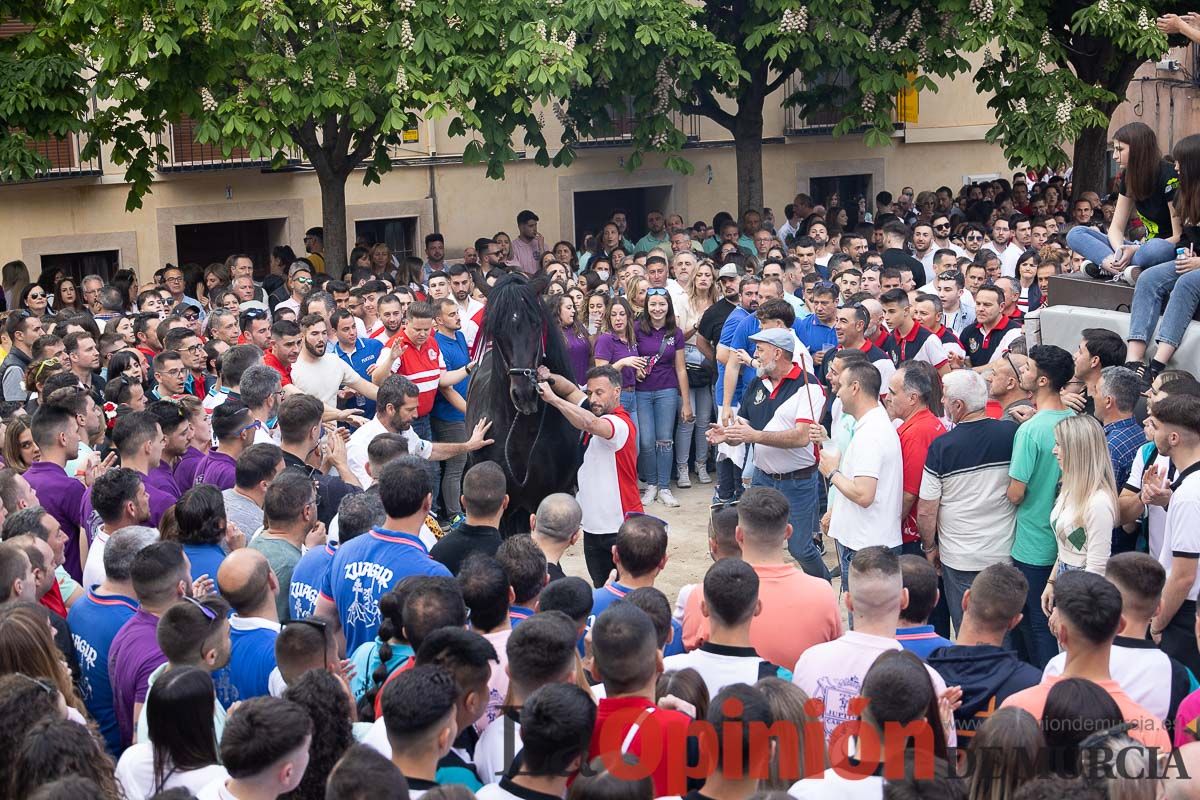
[
  {"x1": 818, "y1": 360, "x2": 903, "y2": 596},
  {"x1": 537, "y1": 364, "x2": 642, "y2": 589}
]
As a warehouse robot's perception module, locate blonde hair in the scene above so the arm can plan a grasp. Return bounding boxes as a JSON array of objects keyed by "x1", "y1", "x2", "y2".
[
  {"x1": 754, "y1": 677, "x2": 826, "y2": 790},
  {"x1": 624, "y1": 276, "x2": 648, "y2": 313},
  {"x1": 685, "y1": 260, "x2": 720, "y2": 314},
  {"x1": 0, "y1": 604, "x2": 86, "y2": 715},
  {"x1": 1051, "y1": 415, "x2": 1117, "y2": 532}
]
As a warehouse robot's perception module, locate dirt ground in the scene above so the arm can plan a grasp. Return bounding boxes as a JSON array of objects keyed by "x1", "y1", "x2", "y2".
[{"x1": 559, "y1": 480, "x2": 845, "y2": 610}]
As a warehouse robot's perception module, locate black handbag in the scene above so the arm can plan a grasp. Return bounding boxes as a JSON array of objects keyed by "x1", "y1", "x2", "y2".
[{"x1": 686, "y1": 358, "x2": 716, "y2": 388}]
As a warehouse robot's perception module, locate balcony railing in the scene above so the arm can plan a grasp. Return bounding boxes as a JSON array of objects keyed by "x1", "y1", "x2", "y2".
[
  {"x1": 156, "y1": 116, "x2": 302, "y2": 171},
  {"x1": 575, "y1": 107, "x2": 700, "y2": 148},
  {"x1": 783, "y1": 74, "x2": 904, "y2": 136},
  {"x1": 23, "y1": 130, "x2": 103, "y2": 180}
]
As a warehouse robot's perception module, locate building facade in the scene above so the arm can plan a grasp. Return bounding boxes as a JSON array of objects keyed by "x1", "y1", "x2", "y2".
[{"x1": 1, "y1": 57, "x2": 1012, "y2": 282}]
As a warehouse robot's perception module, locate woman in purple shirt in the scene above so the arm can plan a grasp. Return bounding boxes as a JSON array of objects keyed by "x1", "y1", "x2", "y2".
[
  {"x1": 634, "y1": 288, "x2": 692, "y2": 508},
  {"x1": 593, "y1": 296, "x2": 646, "y2": 428},
  {"x1": 548, "y1": 295, "x2": 591, "y2": 386}
]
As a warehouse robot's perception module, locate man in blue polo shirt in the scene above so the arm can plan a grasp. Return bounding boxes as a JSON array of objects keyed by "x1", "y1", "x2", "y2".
[
  {"x1": 331, "y1": 308, "x2": 383, "y2": 420},
  {"x1": 316, "y1": 456, "x2": 451, "y2": 654},
  {"x1": 585, "y1": 514, "x2": 682, "y2": 652},
  {"x1": 713, "y1": 276, "x2": 760, "y2": 506},
  {"x1": 431, "y1": 298, "x2": 471, "y2": 520},
  {"x1": 66, "y1": 526, "x2": 157, "y2": 755},
  {"x1": 794, "y1": 282, "x2": 839, "y2": 378}
]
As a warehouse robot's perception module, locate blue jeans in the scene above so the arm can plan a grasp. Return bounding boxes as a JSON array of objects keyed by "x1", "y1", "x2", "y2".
[
  {"x1": 411, "y1": 415, "x2": 441, "y2": 516},
  {"x1": 715, "y1": 458, "x2": 743, "y2": 504},
  {"x1": 674, "y1": 384, "x2": 713, "y2": 469},
  {"x1": 636, "y1": 388, "x2": 679, "y2": 489},
  {"x1": 1129, "y1": 260, "x2": 1200, "y2": 348},
  {"x1": 620, "y1": 389, "x2": 638, "y2": 431},
  {"x1": 751, "y1": 470, "x2": 828, "y2": 580},
  {"x1": 1013, "y1": 559, "x2": 1057, "y2": 668},
  {"x1": 1065, "y1": 226, "x2": 1178, "y2": 271},
  {"x1": 940, "y1": 564, "x2": 978, "y2": 634}
]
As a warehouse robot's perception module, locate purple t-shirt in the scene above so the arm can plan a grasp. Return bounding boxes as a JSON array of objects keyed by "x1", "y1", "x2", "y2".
[
  {"x1": 80, "y1": 469, "x2": 174, "y2": 540},
  {"x1": 634, "y1": 326, "x2": 685, "y2": 392},
  {"x1": 24, "y1": 461, "x2": 87, "y2": 581},
  {"x1": 173, "y1": 446, "x2": 205, "y2": 490},
  {"x1": 563, "y1": 327, "x2": 591, "y2": 386},
  {"x1": 108, "y1": 609, "x2": 166, "y2": 748},
  {"x1": 147, "y1": 460, "x2": 181, "y2": 501},
  {"x1": 193, "y1": 450, "x2": 237, "y2": 491},
  {"x1": 593, "y1": 332, "x2": 639, "y2": 389}
]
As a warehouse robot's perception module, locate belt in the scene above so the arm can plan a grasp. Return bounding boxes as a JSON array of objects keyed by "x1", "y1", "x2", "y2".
[{"x1": 757, "y1": 464, "x2": 818, "y2": 481}]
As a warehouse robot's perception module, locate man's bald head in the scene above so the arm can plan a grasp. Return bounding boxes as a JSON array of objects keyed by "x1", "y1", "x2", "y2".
[
  {"x1": 216, "y1": 548, "x2": 276, "y2": 614},
  {"x1": 531, "y1": 493, "x2": 582, "y2": 543}
]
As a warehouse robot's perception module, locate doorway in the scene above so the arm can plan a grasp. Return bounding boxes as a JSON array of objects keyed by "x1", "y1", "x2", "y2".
[
  {"x1": 809, "y1": 174, "x2": 872, "y2": 219},
  {"x1": 572, "y1": 186, "x2": 673, "y2": 252},
  {"x1": 39, "y1": 250, "x2": 119, "y2": 283},
  {"x1": 355, "y1": 217, "x2": 419, "y2": 263},
  {"x1": 174, "y1": 219, "x2": 283, "y2": 270}
]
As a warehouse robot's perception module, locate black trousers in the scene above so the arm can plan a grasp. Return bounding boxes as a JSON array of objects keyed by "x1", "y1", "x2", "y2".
[
  {"x1": 1162, "y1": 600, "x2": 1200, "y2": 677},
  {"x1": 583, "y1": 532, "x2": 619, "y2": 588}
]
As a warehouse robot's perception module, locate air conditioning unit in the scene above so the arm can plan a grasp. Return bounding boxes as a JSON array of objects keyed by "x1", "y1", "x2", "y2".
[{"x1": 1157, "y1": 58, "x2": 1181, "y2": 72}]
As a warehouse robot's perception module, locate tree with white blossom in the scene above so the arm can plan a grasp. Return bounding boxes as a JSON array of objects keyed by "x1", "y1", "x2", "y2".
[{"x1": 47, "y1": 0, "x2": 735, "y2": 273}]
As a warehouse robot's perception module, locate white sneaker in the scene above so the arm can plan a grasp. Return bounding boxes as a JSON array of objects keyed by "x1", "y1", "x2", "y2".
[
  {"x1": 676, "y1": 464, "x2": 692, "y2": 488},
  {"x1": 658, "y1": 488, "x2": 680, "y2": 507},
  {"x1": 696, "y1": 464, "x2": 711, "y2": 484},
  {"x1": 641, "y1": 485, "x2": 658, "y2": 506}
]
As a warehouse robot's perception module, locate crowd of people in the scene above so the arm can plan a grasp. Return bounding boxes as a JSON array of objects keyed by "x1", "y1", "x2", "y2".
[{"x1": 1, "y1": 120, "x2": 1200, "y2": 800}]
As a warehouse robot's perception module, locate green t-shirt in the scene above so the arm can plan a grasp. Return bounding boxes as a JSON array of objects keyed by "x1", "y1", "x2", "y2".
[
  {"x1": 1009, "y1": 409, "x2": 1074, "y2": 565},
  {"x1": 248, "y1": 535, "x2": 303, "y2": 621}
]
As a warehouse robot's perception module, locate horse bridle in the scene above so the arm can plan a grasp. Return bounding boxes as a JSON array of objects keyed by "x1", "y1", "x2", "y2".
[{"x1": 503, "y1": 326, "x2": 547, "y2": 383}]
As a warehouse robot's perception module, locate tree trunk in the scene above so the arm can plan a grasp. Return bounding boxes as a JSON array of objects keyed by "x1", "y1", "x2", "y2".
[
  {"x1": 734, "y1": 114, "x2": 765, "y2": 215},
  {"x1": 317, "y1": 169, "x2": 349, "y2": 277},
  {"x1": 1071, "y1": 125, "x2": 1111, "y2": 199}
]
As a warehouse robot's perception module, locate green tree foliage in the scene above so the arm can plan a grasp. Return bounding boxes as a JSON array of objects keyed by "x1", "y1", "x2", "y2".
[
  {"x1": 45, "y1": 0, "x2": 734, "y2": 272},
  {"x1": 0, "y1": 4, "x2": 90, "y2": 182}
]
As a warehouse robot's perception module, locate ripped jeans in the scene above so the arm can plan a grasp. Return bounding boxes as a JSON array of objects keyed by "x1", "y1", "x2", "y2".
[{"x1": 636, "y1": 388, "x2": 679, "y2": 489}]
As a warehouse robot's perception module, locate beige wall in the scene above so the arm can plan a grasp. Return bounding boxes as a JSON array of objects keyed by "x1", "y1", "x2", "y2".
[
  {"x1": 0, "y1": 65, "x2": 1011, "y2": 279},
  {"x1": 1110, "y1": 44, "x2": 1200, "y2": 160}
]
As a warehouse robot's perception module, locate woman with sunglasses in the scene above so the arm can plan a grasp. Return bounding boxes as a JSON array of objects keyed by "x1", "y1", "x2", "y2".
[
  {"x1": 635, "y1": 288, "x2": 692, "y2": 507},
  {"x1": 18, "y1": 283, "x2": 48, "y2": 317}
]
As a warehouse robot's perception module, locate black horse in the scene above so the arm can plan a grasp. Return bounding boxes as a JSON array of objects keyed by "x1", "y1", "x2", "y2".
[{"x1": 466, "y1": 274, "x2": 583, "y2": 535}]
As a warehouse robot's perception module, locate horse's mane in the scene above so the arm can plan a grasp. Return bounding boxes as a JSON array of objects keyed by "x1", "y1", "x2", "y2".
[{"x1": 478, "y1": 273, "x2": 574, "y2": 378}]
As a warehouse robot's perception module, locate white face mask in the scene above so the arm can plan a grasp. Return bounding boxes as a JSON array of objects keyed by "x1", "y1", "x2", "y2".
[{"x1": 595, "y1": 269, "x2": 610, "y2": 282}]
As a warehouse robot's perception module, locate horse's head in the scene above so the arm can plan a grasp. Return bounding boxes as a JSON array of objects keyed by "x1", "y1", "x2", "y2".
[
  {"x1": 500, "y1": 323, "x2": 543, "y2": 415},
  {"x1": 481, "y1": 274, "x2": 567, "y2": 416}
]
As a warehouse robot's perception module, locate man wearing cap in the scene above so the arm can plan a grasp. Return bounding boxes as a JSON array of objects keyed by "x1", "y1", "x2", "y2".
[
  {"x1": 706, "y1": 327, "x2": 828, "y2": 579},
  {"x1": 276, "y1": 264, "x2": 314, "y2": 317},
  {"x1": 510, "y1": 210, "x2": 545, "y2": 276}
]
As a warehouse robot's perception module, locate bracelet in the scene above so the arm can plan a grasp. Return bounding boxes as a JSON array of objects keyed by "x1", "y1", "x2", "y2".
[{"x1": 920, "y1": 542, "x2": 937, "y2": 553}]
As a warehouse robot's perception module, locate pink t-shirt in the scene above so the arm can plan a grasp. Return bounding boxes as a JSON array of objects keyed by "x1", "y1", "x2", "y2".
[{"x1": 1175, "y1": 687, "x2": 1200, "y2": 747}]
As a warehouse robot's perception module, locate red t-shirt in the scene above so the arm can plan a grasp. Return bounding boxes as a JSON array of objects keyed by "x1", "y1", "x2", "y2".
[
  {"x1": 390, "y1": 330, "x2": 445, "y2": 417},
  {"x1": 262, "y1": 351, "x2": 293, "y2": 387},
  {"x1": 589, "y1": 696, "x2": 695, "y2": 796},
  {"x1": 897, "y1": 407, "x2": 947, "y2": 542}
]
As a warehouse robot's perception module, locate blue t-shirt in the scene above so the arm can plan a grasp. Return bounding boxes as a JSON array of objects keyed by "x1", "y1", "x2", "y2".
[
  {"x1": 290, "y1": 543, "x2": 337, "y2": 620},
  {"x1": 587, "y1": 582, "x2": 685, "y2": 656},
  {"x1": 184, "y1": 543, "x2": 227, "y2": 586},
  {"x1": 66, "y1": 590, "x2": 138, "y2": 756},
  {"x1": 432, "y1": 330, "x2": 470, "y2": 422},
  {"x1": 321, "y1": 527, "x2": 451, "y2": 654},
  {"x1": 212, "y1": 618, "x2": 279, "y2": 707},
  {"x1": 896, "y1": 625, "x2": 955, "y2": 662},
  {"x1": 715, "y1": 307, "x2": 751, "y2": 406},
  {"x1": 335, "y1": 338, "x2": 383, "y2": 419}
]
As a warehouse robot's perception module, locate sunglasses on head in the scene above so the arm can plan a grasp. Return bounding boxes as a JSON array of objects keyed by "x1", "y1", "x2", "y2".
[{"x1": 182, "y1": 594, "x2": 218, "y2": 621}]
